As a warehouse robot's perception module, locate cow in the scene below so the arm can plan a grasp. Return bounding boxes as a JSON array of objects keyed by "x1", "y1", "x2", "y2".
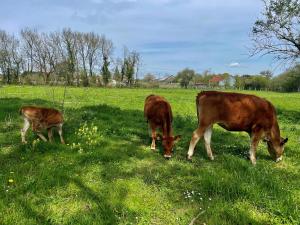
[
  {"x1": 187, "y1": 91, "x2": 288, "y2": 165},
  {"x1": 20, "y1": 106, "x2": 65, "y2": 144},
  {"x1": 144, "y1": 95, "x2": 181, "y2": 159}
]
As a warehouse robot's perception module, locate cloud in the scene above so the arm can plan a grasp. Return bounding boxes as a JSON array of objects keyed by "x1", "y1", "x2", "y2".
[{"x1": 229, "y1": 62, "x2": 241, "y2": 67}]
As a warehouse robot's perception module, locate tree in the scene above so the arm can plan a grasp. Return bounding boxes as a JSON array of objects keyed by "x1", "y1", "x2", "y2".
[
  {"x1": 272, "y1": 64, "x2": 300, "y2": 91},
  {"x1": 176, "y1": 68, "x2": 196, "y2": 88},
  {"x1": 252, "y1": 0, "x2": 300, "y2": 63},
  {"x1": 62, "y1": 28, "x2": 77, "y2": 85},
  {"x1": 121, "y1": 47, "x2": 140, "y2": 86},
  {"x1": 0, "y1": 30, "x2": 23, "y2": 84},
  {"x1": 143, "y1": 73, "x2": 156, "y2": 82},
  {"x1": 260, "y1": 70, "x2": 273, "y2": 79},
  {"x1": 113, "y1": 65, "x2": 121, "y2": 82},
  {"x1": 101, "y1": 55, "x2": 111, "y2": 86},
  {"x1": 86, "y1": 32, "x2": 101, "y2": 77},
  {"x1": 20, "y1": 28, "x2": 37, "y2": 73}
]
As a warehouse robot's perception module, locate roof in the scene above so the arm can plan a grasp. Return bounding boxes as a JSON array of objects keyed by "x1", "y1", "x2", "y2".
[
  {"x1": 209, "y1": 75, "x2": 224, "y2": 83},
  {"x1": 157, "y1": 75, "x2": 175, "y2": 82}
]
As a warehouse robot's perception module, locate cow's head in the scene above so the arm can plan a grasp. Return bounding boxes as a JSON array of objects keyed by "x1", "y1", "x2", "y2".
[
  {"x1": 265, "y1": 137, "x2": 288, "y2": 162},
  {"x1": 158, "y1": 134, "x2": 181, "y2": 159}
]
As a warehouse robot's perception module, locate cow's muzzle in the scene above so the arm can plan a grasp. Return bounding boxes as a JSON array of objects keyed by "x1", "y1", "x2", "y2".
[
  {"x1": 276, "y1": 156, "x2": 283, "y2": 162},
  {"x1": 164, "y1": 154, "x2": 171, "y2": 160}
]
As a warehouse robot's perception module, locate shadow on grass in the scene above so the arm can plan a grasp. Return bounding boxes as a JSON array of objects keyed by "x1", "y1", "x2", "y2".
[{"x1": 0, "y1": 97, "x2": 299, "y2": 224}]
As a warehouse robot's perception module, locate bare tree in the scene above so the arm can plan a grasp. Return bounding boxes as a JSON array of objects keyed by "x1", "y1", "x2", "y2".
[
  {"x1": 20, "y1": 28, "x2": 37, "y2": 73},
  {"x1": 0, "y1": 30, "x2": 22, "y2": 83},
  {"x1": 61, "y1": 28, "x2": 77, "y2": 85},
  {"x1": 86, "y1": 32, "x2": 101, "y2": 77},
  {"x1": 75, "y1": 32, "x2": 89, "y2": 85},
  {"x1": 252, "y1": 0, "x2": 300, "y2": 63},
  {"x1": 10, "y1": 35, "x2": 23, "y2": 83}
]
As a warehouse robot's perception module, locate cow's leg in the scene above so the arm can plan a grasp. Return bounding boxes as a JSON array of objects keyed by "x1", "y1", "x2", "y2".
[
  {"x1": 21, "y1": 118, "x2": 30, "y2": 143},
  {"x1": 36, "y1": 132, "x2": 48, "y2": 142},
  {"x1": 204, "y1": 125, "x2": 214, "y2": 160},
  {"x1": 249, "y1": 130, "x2": 263, "y2": 165},
  {"x1": 187, "y1": 126, "x2": 206, "y2": 160},
  {"x1": 150, "y1": 124, "x2": 156, "y2": 150},
  {"x1": 48, "y1": 128, "x2": 53, "y2": 142},
  {"x1": 57, "y1": 123, "x2": 65, "y2": 144}
]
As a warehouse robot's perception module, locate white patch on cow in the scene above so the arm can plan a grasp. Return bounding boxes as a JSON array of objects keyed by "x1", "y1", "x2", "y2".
[
  {"x1": 21, "y1": 117, "x2": 30, "y2": 143},
  {"x1": 276, "y1": 156, "x2": 283, "y2": 162},
  {"x1": 58, "y1": 123, "x2": 65, "y2": 144},
  {"x1": 187, "y1": 104, "x2": 202, "y2": 159},
  {"x1": 249, "y1": 137, "x2": 257, "y2": 165},
  {"x1": 204, "y1": 126, "x2": 214, "y2": 160}
]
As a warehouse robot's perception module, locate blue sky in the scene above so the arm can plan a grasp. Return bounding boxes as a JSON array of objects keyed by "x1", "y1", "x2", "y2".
[{"x1": 0, "y1": 0, "x2": 285, "y2": 76}]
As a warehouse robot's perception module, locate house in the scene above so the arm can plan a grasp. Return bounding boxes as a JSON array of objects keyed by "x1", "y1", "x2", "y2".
[
  {"x1": 156, "y1": 75, "x2": 179, "y2": 88},
  {"x1": 157, "y1": 75, "x2": 176, "y2": 84},
  {"x1": 209, "y1": 75, "x2": 225, "y2": 87},
  {"x1": 209, "y1": 75, "x2": 236, "y2": 88}
]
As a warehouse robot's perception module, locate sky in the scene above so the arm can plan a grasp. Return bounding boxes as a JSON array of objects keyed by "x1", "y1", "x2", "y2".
[{"x1": 0, "y1": 0, "x2": 285, "y2": 77}]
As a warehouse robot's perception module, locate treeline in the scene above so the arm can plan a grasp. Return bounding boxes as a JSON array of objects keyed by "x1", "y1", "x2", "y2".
[
  {"x1": 0, "y1": 28, "x2": 140, "y2": 86},
  {"x1": 143, "y1": 66, "x2": 300, "y2": 92}
]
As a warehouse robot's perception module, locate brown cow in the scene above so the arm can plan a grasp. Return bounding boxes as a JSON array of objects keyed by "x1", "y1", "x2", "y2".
[
  {"x1": 20, "y1": 106, "x2": 65, "y2": 144},
  {"x1": 187, "y1": 91, "x2": 288, "y2": 164},
  {"x1": 144, "y1": 95, "x2": 181, "y2": 158}
]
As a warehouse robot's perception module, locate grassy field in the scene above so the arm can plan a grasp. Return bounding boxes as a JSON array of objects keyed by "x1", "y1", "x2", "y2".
[{"x1": 0, "y1": 85, "x2": 299, "y2": 225}]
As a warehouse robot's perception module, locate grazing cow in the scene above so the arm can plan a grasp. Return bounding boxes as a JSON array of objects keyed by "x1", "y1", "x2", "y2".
[
  {"x1": 144, "y1": 95, "x2": 181, "y2": 158},
  {"x1": 20, "y1": 106, "x2": 65, "y2": 144},
  {"x1": 187, "y1": 91, "x2": 288, "y2": 164}
]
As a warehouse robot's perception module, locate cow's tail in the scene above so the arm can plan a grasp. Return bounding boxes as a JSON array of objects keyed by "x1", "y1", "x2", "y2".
[
  {"x1": 196, "y1": 94, "x2": 202, "y2": 125},
  {"x1": 19, "y1": 107, "x2": 24, "y2": 116}
]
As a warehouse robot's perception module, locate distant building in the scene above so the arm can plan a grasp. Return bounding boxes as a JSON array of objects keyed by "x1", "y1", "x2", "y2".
[
  {"x1": 156, "y1": 75, "x2": 176, "y2": 84},
  {"x1": 156, "y1": 75, "x2": 179, "y2": 88},
  {"x1": 193, "y1": 82, "x2": 208, "y2": 89},
  {"x1": 209, "y1": 75, "x2": 225, "y2": 86},
  {"x1": 209, "y1": 75, "x2": 235, "y2": 88}
]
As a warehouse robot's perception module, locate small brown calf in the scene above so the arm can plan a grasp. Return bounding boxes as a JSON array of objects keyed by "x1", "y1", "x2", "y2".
[
  {"x1": 144, "y1": 95, "x2": 181, "y2": 159},
  {"x1": 20, "y1": 106, "x2": 65, "y2": 144}
]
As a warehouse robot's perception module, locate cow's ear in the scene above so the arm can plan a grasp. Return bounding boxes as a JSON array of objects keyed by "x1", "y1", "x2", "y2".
[
  {"x1": 174, "y1": 135, "x2": 181, "y2": 143},
  {"x1": 281, "y1": 137, "x2": 288, "y2": 146}
]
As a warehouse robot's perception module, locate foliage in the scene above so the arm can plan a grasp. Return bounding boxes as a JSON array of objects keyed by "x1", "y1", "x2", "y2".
[
  {"x1": 176, "y1": 68, "x2": 196, "y2": 88},
  {"x1": 101, "y1": 56, "x2": 111, "y2": 86},
  {"x1": 252, "y1": 0, "x2": 300, "y2": 62},
  {"x1": 143, "y1": 73, "x2": 156, "y2": 82},
  {"x1": 271, "y1": 64, "x2": 300, "y2": 91},
  {"x1": 0, "y1": 28, "x2": 140, "y2": 86}
]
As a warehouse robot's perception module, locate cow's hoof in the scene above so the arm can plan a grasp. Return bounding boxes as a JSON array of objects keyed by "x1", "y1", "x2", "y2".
[
  {"x1": 275, "y1": 156, "x2": 282, "y2": 162},
  {"x1": 186, "y1": 155, "x2": 192, "y2": 161}
]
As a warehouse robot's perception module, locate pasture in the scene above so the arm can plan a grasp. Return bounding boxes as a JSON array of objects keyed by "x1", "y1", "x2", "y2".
[{"x1": 0, "y1": 85, "x2": 299, "y2": 225}]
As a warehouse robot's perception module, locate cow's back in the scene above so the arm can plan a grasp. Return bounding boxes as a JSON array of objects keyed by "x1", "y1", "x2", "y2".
[
  {"x1": 197, "y1": 91, "x2": 276, "y2": 131},
  {"x1": 144, "y1": 95, "x2": 172, "y2": 126},
  {"x1": 21, "y1": 106, "x2": 63, "y2": 126}
]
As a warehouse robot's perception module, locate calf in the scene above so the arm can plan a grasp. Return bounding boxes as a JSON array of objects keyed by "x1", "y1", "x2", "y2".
[
  {"x1": 144, "y1": 95, "x2": 181, "y2": 158},
  {"x1": 187, "y1": 91, "x2": 288, "y2": 164},
  {"x1": 20, "y1": 106, "x2": 65, "y2": 144}
]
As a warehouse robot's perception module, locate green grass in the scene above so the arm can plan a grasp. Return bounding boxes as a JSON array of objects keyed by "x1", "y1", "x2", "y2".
[{"x1": 0, "y1": 85, "x2": 299, "y2": 225}]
